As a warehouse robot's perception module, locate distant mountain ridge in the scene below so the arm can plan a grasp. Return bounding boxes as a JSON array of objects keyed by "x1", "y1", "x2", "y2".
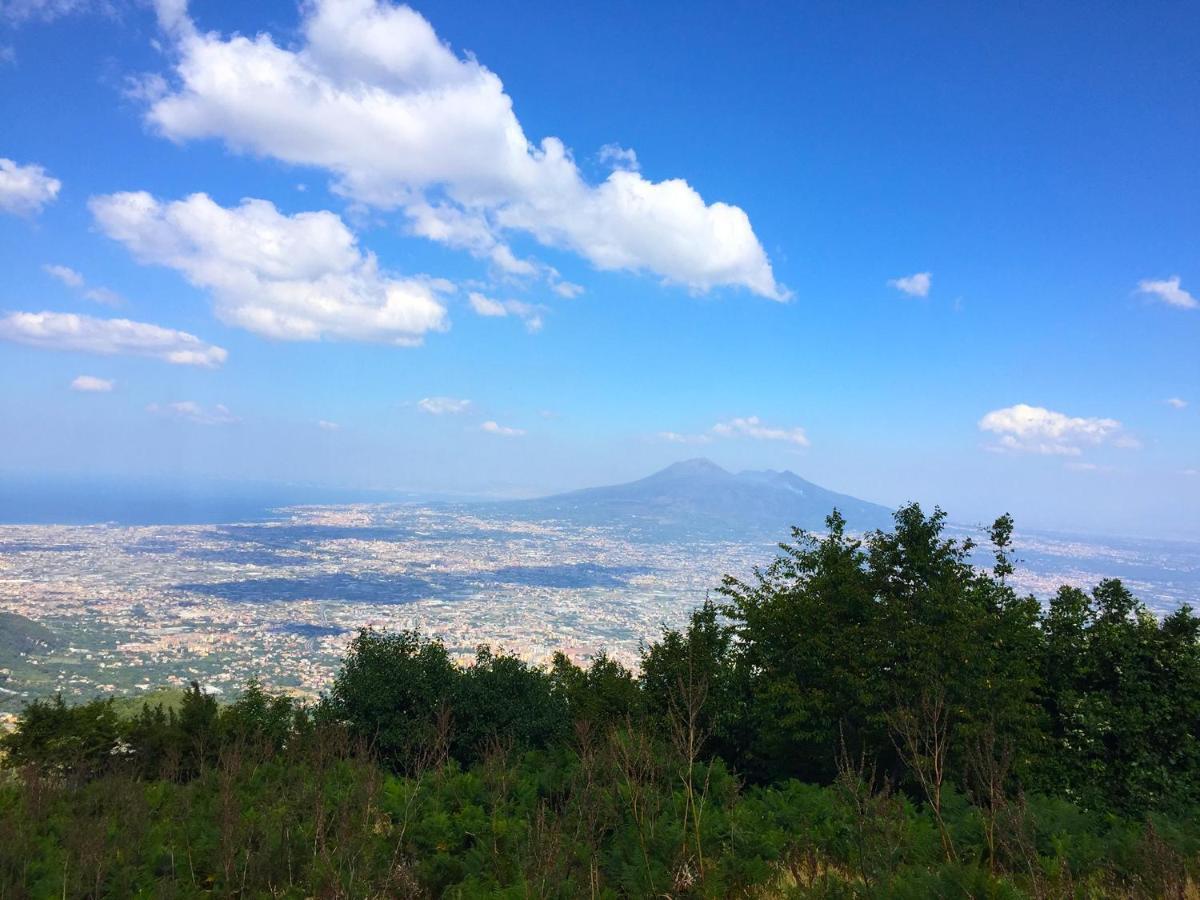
[{"x1": 494, "y1": 458, "x2": 894, "y2": 540}]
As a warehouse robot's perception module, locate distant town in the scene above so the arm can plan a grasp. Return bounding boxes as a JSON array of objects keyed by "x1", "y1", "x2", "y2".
[{"x1": 2, "y1": 500, "x2": 1198, "y2": 721}]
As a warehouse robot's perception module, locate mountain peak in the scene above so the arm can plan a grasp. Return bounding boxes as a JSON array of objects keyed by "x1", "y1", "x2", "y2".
[
  {"x1": 499, "y1": 458, "x2": 892, "y2": 540},
  {"x1": 739, "y1": 468, "x2": 810, "y2": 485},
  {"x1": 649, "y1": 458, "x2": 731, "y2": 479}
]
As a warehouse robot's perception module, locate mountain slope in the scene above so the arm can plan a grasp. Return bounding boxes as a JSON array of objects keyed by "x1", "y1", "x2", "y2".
[
  {"x1": 0, "y1": 611, "x2": 57, "y2": 659},
  {"x1": 496, "y1": 459, "x2": 894, "y2": 539}
]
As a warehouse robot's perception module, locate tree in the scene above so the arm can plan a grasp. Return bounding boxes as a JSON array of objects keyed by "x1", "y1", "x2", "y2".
[
  {"x1": 720, "y1": 510, "x2": 883, "y2": 782},
  {"x1": 0, "y1": 694, "x2": 120, "y2": 779},
  {"x1": 550, "y1": 650, "x2": 641, "y2": 728},
  {"x1": 221, "y1": 678, "x2": 305, "y2": 752},
  {"x1": 452, "y1": 645, "x2": 568, "y2": 761},
  {"x1": 1039, "y1": 580, "x2": 1200, "y2": 813},
  {"x1": 326, "y1": 628, "x2": 458, "y2": 771},
  {"x1": 641, "y1": 598, "x2": 742, "y2": 763}
]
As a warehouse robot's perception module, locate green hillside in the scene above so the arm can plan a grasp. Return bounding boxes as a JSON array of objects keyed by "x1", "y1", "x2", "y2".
[{"x1": 0, "y1": 611, "x2": 57, "y2": 659}]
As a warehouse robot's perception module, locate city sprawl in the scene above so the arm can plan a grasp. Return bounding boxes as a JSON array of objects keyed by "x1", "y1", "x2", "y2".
[{"x1": 2, "y1": 503, "x2": 1198, "y2": 717}]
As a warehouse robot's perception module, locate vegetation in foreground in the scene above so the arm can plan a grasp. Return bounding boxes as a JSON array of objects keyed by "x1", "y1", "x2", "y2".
[{"x1": 2, "y1": 505, "x2": 1199, "y2": 898}]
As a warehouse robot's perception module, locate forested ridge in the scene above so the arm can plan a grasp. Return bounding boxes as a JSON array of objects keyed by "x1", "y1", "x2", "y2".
[{"x1": 2, "y1": 504, "x2": 1200, "y2": 898}]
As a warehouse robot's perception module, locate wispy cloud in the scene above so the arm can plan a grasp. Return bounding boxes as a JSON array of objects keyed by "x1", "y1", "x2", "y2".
[
  {"x1": 0, "y1": 311, "x2": 227, "y2": 367},
  {"x1": 550, "y1": 281, "x2": 584, "y2": 299},
  {"x1": 598, "y1": 143, "x2": 640, "y2": 172},
  {"x1": 468, "y1": 292, "x2": 544, "y2": 332},
  {"x1": 70, "y1": 374, "x2": 113, "y2": 392},
  {"x1": 658, "y1": 431, "x2": 714, "y2": 445},
  {"x1": 0, "y1": 0, "x2": 111, "y2": 24},
  {"x1": 1166, "y1": 397, "x2": 1188, "y2": 409},
  {"x1": 418, "y1": 396, "x2": 472, "y2": 415},
  {"x1": 1065, "y1": 461, "x2": 1113, "y2": 473},
  {"x1": 481, "y1": 420, "x2": 524, "y2": 437},
  {"x1": 147, "y1": 400, "x2": 237, "y2": 425},
  {"x1": 660, "y1": 415, "x2": 809, "y2": 447},
  {"x1": 1136, "y1": 276, "x2": 1196, "y2": 310},
  {"x1": 888, "y1": 271, "x2": 931, "y2": 298},
  {"x1": 316, "y1": 419, "x2": 340, "y2": 431},
  {"x1": 44, "y1": 264, "x2": 84, "y2": 287},
  {"x1": 83, "y1": 287, "x2": 123, "y2": 306},
  {"x1": 43, "y1": 263, "x2": 123, "y2": 305},
  {"x1": 712, "y1": 415, "x2": 809, "y2": 446}
]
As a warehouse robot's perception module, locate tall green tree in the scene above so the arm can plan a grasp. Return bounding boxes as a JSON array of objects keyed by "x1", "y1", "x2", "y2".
[
  {"x1": 720, "y1": 510, "x2": 882, "y2": 782},
  {"x1": 641, "y1": 598, "x2": 743, "y2": 761},
  {"x1": 326, "y1": 628, "x2": 458, "y2": 770},
  {"x1": 1039, "y1": 580, "x2": 1200, "y2": 812},
  {"x1": 452, "y1": 645, "x2": 568, "y2": 759}
]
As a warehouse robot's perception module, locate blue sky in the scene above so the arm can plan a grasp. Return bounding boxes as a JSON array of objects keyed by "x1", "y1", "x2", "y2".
[{"x1": 0, "y1": 0, "x2": 1197, "y2": 538}]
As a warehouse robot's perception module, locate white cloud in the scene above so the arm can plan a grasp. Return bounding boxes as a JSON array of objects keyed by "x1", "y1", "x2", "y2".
[
  {"x1": 123, "y1": 71, "x2": 169, "y2": 104},
  {"x1": 467, "y1": 291, "x2": 543, "y2": 332},
  {"x1": 70, "y1": 374, "x2": 113, "y2": 392},
  {"x1": 1166, "y1": 397, "x2": 1188, "y2": 409},
  {"x1": 148, "y1": 400, "x2": 237, "y2": 425},
  {"x1": 403, "y1": 201, "x2": 536, "y2": 275},
  {"x1": 551, "y1": 280, "x2": 583, "y2": 299},
  {"x1": 0, "y1": 0, "x2": 108, "y2": 23},
  {"x1": 1136, "y1": 276, "x2": 1196, "y2": 310},
  {"x1": 978, "y1": 403, "x2": 1130, "y2": 456},
  {"x1": 598, "y1": 143, "x2": 639, "y2": 172},
  {"x1": 43, "y1": 263, "x2": 124, "y2": 305},
  {"x1": 888, "y1": 271, "x2": 931, "y2": 298},
  {"x1": 480, "y1": 420, "x2": 524, "y2": 436},
  {"x1": 317, "y1": 419, "x2": 340, "y2": 430},
  {"x1": 143, "y1": 0, "x2": 786, "y2": 299},
  {"x1": 658, "y1": 431, "x2": 714, "y2": 445},
  {"x1": 0, "y1": 310, "x2": 226, "y2": 367},
  {"x1": 44, "y1": 264, "x2": 84, "y2": 287},
  {"x1": 1064, "y1": 461, "x2": 1112, "y2": 473},
  {"x1": 0, "y1": 157, "x2": 60, "y2": 216},
  {"x1": 83, "y1": 287, "x2": 123, "y2": 306},
  {"x1": 712, "y1": 415, "x2": 810, "y2": 446},
  {"x1": 417, "y1": 396, "x2": 471, "y2": 415},
  {"x1": 660, "y1": 415, "x2": 809, "y2": 447},
  {"x1": 467, "y1": 292, "x2": 507, "y2": 317},
  {"x1": 91, "y1": 190, "x2": 448, "y2": 344}
]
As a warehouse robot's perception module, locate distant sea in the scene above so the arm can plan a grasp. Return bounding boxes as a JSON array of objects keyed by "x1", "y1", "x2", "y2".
[{"x1": 0, "y1": 475, "x2": 415, "y2": 526}]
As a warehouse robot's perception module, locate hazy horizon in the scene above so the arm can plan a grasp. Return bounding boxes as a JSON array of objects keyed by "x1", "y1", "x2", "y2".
[{"x1": 3, "y1": 461, "x2": 1199, "y2": 544}]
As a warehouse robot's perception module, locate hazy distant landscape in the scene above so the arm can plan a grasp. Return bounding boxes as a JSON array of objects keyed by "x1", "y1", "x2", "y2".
[{"x1": 3, "y1": 460, "x2": 1197, "y2": 716}]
